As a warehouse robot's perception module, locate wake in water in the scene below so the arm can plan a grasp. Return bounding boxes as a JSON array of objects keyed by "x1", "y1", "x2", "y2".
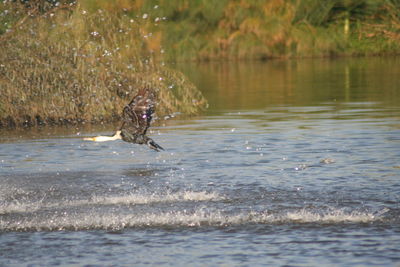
[
  {"x1": 0, "y1": 207, "x2": 385, "y2": 232},
  {"x1": 0, "y1": 187, "x2": 389, "y2": 232},
  {"x1": 0, "y1": 190, "x2": 223, "y2": 215},
  {"x1": 0, "y1": 171, "x2": 393, "y2": 232}
]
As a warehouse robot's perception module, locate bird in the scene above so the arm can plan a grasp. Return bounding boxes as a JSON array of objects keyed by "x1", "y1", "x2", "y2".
[{"x1": 84, "y1": 88, "x2": 164, "y2": 151}]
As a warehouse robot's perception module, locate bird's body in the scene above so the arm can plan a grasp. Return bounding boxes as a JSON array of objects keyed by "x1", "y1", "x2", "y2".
[{"x1": 84, "y1": 88, "x2": 163, "y2": 151}]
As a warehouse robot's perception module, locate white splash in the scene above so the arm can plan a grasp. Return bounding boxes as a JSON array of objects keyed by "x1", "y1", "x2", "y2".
[
  {"x1": 0, "y1": 207, "x2": 383, "y2": 232},
  {"x1": 284, "y1": 208, "x2": 377, "y2": 223},
  {"x1": 87, "y1": 191, "x2": 222, "y2": 206},
  {"x1": 0, "y1": 191, "x2": 223, "y2": 215},
  {"x1": 0, "y1": 201, "x2": 41, "y2": 214}
]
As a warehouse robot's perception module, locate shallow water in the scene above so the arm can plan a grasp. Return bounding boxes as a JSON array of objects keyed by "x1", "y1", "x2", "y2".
[{"x1": 1, "y1": 58, "x2": 400, "y2": 266}]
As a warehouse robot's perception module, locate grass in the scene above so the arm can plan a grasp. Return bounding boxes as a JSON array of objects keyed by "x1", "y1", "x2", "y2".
[
  {"x1": 152, "y1": 0, "x2": 400, "y2": 61},
  {"x1": 0, "y1": 1, "x2": 207, "y2": 127}
]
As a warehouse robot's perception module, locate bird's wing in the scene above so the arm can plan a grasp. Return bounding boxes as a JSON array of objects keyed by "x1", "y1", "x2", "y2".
[{"x1": 120, "y1": 88, "x2": 155, "y2": 136}]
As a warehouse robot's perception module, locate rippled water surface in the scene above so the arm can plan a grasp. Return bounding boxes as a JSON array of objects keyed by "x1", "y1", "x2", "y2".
[{"x1": 1, "y1": 58, "x2": 400, "y2": 266}]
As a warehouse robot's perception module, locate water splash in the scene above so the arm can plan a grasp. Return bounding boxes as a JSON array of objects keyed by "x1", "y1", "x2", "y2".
[
  {"x1": 0, "y1": 207, "x2": 383, "y2": 232},
  {"x1": 284, "y1": 208, "x2": 379, "y2": 223},
  {"x1": 0, "y1": 191, "x2": 223, "y2": 215}
]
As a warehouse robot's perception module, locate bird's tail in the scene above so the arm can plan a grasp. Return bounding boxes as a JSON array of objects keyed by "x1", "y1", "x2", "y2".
[{"x1": 147, "y1": 138, "x2": 164, "y2": 152}]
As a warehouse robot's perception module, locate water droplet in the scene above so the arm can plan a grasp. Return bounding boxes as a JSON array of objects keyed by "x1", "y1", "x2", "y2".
[{"x1": 320, "y1": 158, "x2": 335, "y2": 164}]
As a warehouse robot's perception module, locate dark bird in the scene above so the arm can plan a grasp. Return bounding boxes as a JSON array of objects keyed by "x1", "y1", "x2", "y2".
[{"x1": 84, "y1": 88, "x2": 164, "y2": 151}]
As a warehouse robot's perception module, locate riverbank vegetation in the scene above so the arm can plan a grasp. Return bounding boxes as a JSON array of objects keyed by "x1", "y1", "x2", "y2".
[
  {"x1": 154, "y1": 0, "x2": 400, "y2": 61},
  {"x1": 0, "y1": 1, "x2": 207, "y2": 127},
  {"x1": 1, "y1": 0, "x2": 399, "y2": 127}
]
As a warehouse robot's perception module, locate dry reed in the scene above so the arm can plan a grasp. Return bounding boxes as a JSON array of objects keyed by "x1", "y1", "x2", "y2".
[{"x1": 0, "y1": 2, "x2": 207, "y2": 127}]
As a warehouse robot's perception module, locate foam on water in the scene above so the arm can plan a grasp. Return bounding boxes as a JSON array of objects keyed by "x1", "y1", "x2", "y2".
[
  {"x1": 284, "y1": 209, "x2": 379, "y2": 223},
  {"x1": 88, "y1": 190, "x2": 222, "y2": 206},
  {"x1": 0, "y1": 201, "x2": 39, "y2": 215},
  {"x1": 0, "y1": 191, "x2": 223, "y2": 215},
  {"x1": 0, "y1": 207, "x2": 382, "y2": 232}
]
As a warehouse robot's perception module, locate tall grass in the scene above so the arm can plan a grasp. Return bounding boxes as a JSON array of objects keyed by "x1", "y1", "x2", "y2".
[
  {"x1": 0, "y1": 2, "x2": 206, "y2": 127},
  {"x1": 153, "y1": 0, "x2": 400, "y2": 61}
]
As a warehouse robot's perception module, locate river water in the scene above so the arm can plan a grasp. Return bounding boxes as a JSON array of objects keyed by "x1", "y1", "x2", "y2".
[{"x1": 1, "y1": 58, "x2": 400, "y2": 266}]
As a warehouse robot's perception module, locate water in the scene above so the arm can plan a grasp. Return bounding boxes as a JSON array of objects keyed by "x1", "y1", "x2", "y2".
[{"x1": 1, "y1": 58, "x2": 400, "y2": 266}]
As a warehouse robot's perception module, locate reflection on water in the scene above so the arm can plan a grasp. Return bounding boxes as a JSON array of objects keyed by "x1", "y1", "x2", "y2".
[
  {"x1": 1, "y1": 58, "x2": 400, "y2": 266},
  {"x1": 176, "y1": 57, "x2": 400, "y2": 111}
]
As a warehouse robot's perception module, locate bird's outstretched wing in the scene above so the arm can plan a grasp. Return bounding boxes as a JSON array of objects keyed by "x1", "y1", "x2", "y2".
[{"x1": 120, "y1": 88, "x2": 156, "y2": 140}]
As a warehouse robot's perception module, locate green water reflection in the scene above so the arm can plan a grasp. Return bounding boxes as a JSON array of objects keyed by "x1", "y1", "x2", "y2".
[
  {"x1": 1, "y1": 58, "x2": 399, "y2": 141},
  {"x1": 175, "y1": 57, "x2": 400, "y2": 112}
]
